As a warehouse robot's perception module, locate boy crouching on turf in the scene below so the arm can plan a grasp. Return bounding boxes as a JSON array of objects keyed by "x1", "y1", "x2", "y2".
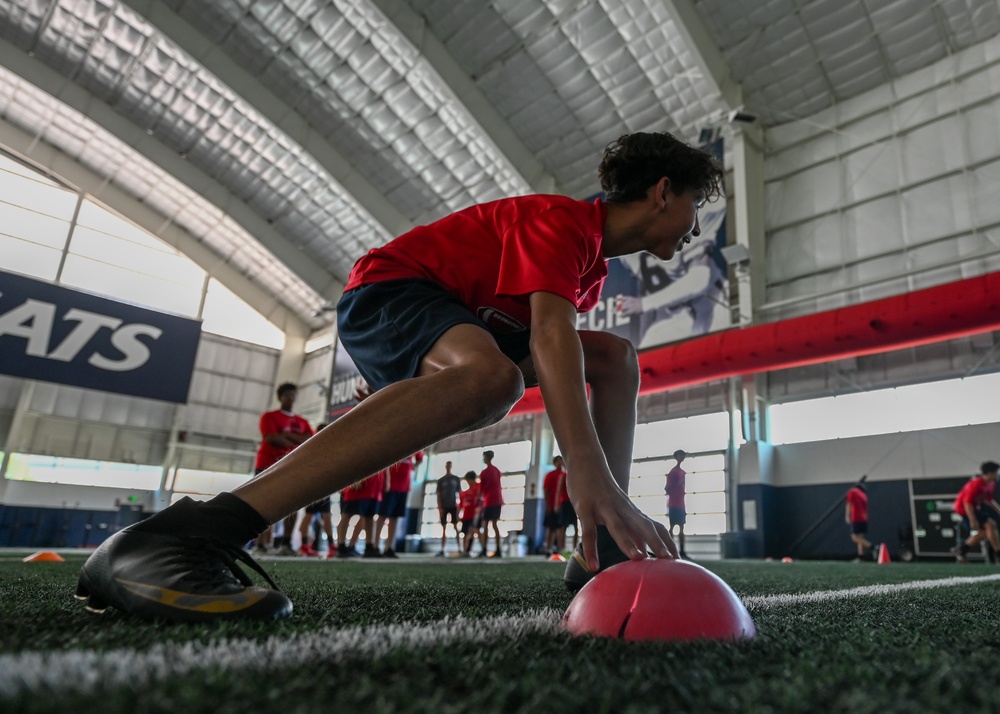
[{"x1": 76, "y1": 131, "x2": 723, "y2": 621}]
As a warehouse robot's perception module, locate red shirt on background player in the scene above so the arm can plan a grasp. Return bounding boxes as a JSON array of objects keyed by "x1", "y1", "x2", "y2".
[
  {"x1": 845, "y1": 483, "x2": 873, "y2": 561},
  {"x1": 254, "y1": 383, "x2": 315, "y2": 472},
  {"x1": 664, "y1": 450, "x2": 688, "y2": 559},
  {"x1": 952, "y1": 463, "x2": 1000, "y2": 563},
  {"x1": 459, "y1": 472, "x2": 483, "y2": 556},
  {"x1": 377, "y1": 451, "x2": 424, "y2": 558},
  {"x1": 846, "y1": 486, "x2": 868, "y2": 524},
  {"x1": 478, "y1": 450, "x2": 505, "y2": 558},
  {"x1": 251, "y1": 383, "x2": 315, "y2": 556},
  {"x1": 460, "y1": 476, "x2": 482, "y2": 523},
  {"x1": 542, "y1": 456, "x2": 566, "y2": 554}
]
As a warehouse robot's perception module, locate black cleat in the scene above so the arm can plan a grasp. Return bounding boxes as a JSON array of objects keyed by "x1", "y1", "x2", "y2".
[
  {"x1": 76, "y1": 498, "x2": 292, "y2": 623},
  {"x1": 563, "y1": 526, "x2": 630, "y2": 593}
]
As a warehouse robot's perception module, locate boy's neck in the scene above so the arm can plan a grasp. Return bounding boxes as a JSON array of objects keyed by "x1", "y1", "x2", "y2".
[{"x1": 601, "y1": 197, "x2": 656, "y2": 259}]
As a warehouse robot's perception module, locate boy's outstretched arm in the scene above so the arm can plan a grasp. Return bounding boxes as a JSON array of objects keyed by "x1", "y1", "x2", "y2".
[{"x1": 528, "y1": 290, "x2": 677, "y2": 571}]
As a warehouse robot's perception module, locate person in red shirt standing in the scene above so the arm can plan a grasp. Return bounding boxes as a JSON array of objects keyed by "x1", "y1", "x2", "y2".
[
  {"x1": 845, "y1": 483, "x2": 872, "y2": 562},
  {"x1": 951, "y1": 461, "x2": 1000, "y2": 563},
  {"x1": 251, "y1": 383, "x2": 315, "y2": 557},
  {"x1": 337, "y1": 469, "x2": 384, "y2": 558},
  {"x1": 376, "y1": 451, "x2": 424, "y2": 558},
  {"x1": 555, "y1": 465, "x2": 578, "y2": 553},
  {"x1": 80, "y1": 132, "x2": 716, "y2": 621},
  {"x1": 459, "y1": 471, "x2": 484, "y2": 556},
  {"x1": 542, "y1": 456, "x2": 566, "y2": 555},
  {"x1": 478, "y1": 450, "x2": 504, "y2": 558},
  {"x1": 665, "y1": 450, "x2": 689, "y2": 560}
]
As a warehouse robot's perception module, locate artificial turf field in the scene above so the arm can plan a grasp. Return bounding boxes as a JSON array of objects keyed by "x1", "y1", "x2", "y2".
[{"x1": 3, "y1": 553, "x2": 1000, "y2": 713}]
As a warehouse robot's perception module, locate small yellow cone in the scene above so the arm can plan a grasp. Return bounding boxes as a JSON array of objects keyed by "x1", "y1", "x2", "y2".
[{"x1": 23, "y1": 551, "x2": 65, "y2": 563}]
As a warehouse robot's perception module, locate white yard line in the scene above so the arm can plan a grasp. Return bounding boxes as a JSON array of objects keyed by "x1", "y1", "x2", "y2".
[
  {"x1": 742, "y1": 573, "x2": 1000, "y2": 610},
  {"x1": 4, "y1": 573, "x2": 1000, "y2": 698},
  {"x1": 0, "y1": 610, "x2": 564, "y2": 698}
]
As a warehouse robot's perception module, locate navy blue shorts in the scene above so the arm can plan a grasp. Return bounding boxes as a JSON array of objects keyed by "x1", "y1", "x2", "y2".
[
  {"x1": 559, "y1": 501, "x2": 577, "y2": 525},
  {"x1": 378, "y1": 490, "x2": 408, "y2": 518},
  {"x1": 341, "y1": 498, "x2": 378, "y2": 518},
  {"x1": 337, "y1": 279, "x2": 532, "y2": 391},
  {"x1": 959, "y1": 508, "x2": 995, "y2": 536},
  {"x1": 305, "y1": 497, "x2": 332, "y2": 514},
  {"x1": 439, "y1": 506, "x2": 459, "y2": 524},
  {"x1": 482, "y1": 505, "x2": 502, "y2": 522},
  {"x1": 669, "y1": 507, "x2": 686, "y2": 527},
  {"x1": 850, "y1": 521, "x2": 868, "y2": 534},
  {"x1": 544, "y1": 510, "x2": 561, "y2": 529}
]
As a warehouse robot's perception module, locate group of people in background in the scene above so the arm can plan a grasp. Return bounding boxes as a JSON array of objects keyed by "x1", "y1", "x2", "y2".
[
  {"x1": 247, "y1": 381, "x2": 424, "y2": 559},
  {"x1": 844, "y1": 460, "x2": 1000, "y2": 564},
  {"x1": 434, "y1": 451, "x2": 506, "y2": 557},
  {"x1": 249, "y1": 383, "x2": 699, "y2": 561},
  {"x1": 249, "y1": 384, "x2": 1000, "y2": 567},
  {"x1": 248, "y1": 382, "x2": 514, "y2": 559},
  {"x1": 951, "y1": 460, "x2": 1000, "y2": 564}
]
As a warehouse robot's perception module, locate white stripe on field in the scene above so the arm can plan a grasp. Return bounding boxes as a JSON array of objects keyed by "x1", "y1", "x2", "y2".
[
  {"x1": 742, "y1": 573, "x2": 1000, "y2": 611},
  {"x1": 4, "y1": 574, "x2": 1000, "y2": 699},
  {"x1": 0, "y1": 609, "x2": 564, "y2": 699}
]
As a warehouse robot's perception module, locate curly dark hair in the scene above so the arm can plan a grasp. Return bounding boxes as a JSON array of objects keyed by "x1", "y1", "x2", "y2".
[{"x1": 598, "y1": 132, "x2": 724, "y2": 203}]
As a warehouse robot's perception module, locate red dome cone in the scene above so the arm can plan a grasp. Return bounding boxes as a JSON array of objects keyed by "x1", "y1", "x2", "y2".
[{"x1": 562, "y1": 559, "x2": 755, "y2": 642}]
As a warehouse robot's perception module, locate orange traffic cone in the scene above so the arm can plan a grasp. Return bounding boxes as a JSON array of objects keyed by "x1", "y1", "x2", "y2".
[
  {"x1": 548, "y1": 553, "x2": 566, "y2": 562},
  {"x1": 877, "y1": 543, "x2": 891, "y2": 564},
  {"x1": 23, "y1": 551, "x2": 65, "y2": 563}
]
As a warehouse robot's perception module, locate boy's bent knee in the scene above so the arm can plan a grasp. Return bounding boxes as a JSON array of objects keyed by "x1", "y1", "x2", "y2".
[{"x1": 461, "y1": 360, "x2": 524, "y2": 427}]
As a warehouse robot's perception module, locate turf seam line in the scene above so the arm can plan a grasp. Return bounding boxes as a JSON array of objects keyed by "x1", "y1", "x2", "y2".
[
  {"x1": 742, "y1": 573, "x2": 1000, "y2": 611},
  {"x1": 0, "y1": 609, "x2": 564, "y2": 699}
]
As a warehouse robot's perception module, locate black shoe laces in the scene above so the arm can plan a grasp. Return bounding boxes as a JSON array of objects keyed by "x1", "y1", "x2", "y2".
[{"x1": 174, "y1": 536, "x2": 282, "y2": 593}]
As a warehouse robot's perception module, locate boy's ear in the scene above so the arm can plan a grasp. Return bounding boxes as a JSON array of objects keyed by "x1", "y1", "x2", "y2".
[{"x1": 656, "y1": 176, "x2": 672, "y2": 208}]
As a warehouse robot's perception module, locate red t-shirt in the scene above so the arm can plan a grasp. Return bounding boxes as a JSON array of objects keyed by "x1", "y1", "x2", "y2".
[
  {"x1": 343, "y1": 470, "x2": 384, "y2": 502},
  {"x1": 254, "y1": 410, "x2": 314, "y2": 470},
  {"x1": 666, "y1": 466, "x2": 686, "y2": 509},
  {"x1": 954, "y1": 476, "x2": 989, "y2": 517},
  {"x1": 543, "y1": 468, "x2": 564, "y2": 510},
  {"x1": 460, "y1": 484, "x2": 481, "y2": 521},
  {"x1": 385, "y1": 451, "x2": 424, "y2": 492},
  {"x1": 479, "y1": 464, "x2": 504, "y2": 508},
  {"x1": 387, "y1": 460, "x2": 413, "y2": 493},
  {"x1": 344, "y1": 195, "x2": 609, "y2": 333},
  {"x1": 556, "y1": 471, "x2": 571, "y2": 506},
  {"x1": 846, "y1": 487, "x2": 868, "y2": 523}
]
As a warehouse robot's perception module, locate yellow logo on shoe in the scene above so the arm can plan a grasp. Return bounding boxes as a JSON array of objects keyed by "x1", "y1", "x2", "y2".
[{"x1": 115, "y1": 579, "x2": 268, "y2": 613}]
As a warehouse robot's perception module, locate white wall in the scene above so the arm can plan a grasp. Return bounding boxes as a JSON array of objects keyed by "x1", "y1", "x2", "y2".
[
  {"x1": 2, "y1": 479, "x2": 153, "y2": 510},
  {"x1": 741, "y1": 421, "x2": 1000, "y2": 488}
]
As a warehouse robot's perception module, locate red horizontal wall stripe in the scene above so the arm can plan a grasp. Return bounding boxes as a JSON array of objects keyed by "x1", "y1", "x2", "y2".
[{"x1": 508, "y1": 271, "x2": 1000, "y2": 416}]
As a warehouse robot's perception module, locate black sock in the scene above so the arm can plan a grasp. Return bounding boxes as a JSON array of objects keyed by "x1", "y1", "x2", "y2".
[{"x1": 196, "y1": 493, "x2": 269, "y2": 545}]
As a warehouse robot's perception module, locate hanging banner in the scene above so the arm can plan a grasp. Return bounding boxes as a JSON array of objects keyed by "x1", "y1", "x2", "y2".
[
  {"x1": 327, "y1": 328, "x2": 364, "y2": 423},
  {"x1": 0, "y1": 269, "x2": 201, "y2": 403},
  {"x1": 577, "y1": 138, "x2": 731, "y2": 349}
]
